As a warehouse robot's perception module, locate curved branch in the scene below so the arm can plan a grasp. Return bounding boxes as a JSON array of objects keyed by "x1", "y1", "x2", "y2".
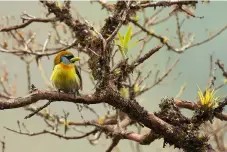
[
  {"x1": 175, "y1": 99, "x2": 227, "y2": 121},
  {"x1": 4, "y1": 127, "x2": 97, "y2": 140},
  {"x1": 0, "y1": 90, "x2": 101, "y2": 110},
  {"x1": 0, "y1": 39, "x2": 78, "y2": 57},
  {"x1": 0, "y1": 17, "x2": 56, "y2": 32},
  {"x1": 130, "y1": 19, "x2": 227, "y2": 53},
  {"x1": 0, "y1": 88, "x2": 216, "y2": 151}
]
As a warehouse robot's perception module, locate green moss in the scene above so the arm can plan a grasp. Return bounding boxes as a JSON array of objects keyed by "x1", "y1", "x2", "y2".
[{"x1": 154, "y1": 98, "x2": 210, "y2": 152}]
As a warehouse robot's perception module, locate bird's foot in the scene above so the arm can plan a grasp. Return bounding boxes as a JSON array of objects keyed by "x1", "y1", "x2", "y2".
[
  {"x1": 74, "y1": 91, "x2": 81, "y2": 97},
  {"x1": 29, "y1": 84, "x2": 38, "y2": 93},
  {"x1": 58, "y1": 89, "x2": 61, "y2": 97}
]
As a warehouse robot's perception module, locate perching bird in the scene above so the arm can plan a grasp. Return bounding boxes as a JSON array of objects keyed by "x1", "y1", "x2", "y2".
[{"x1": 50, "y1": 51, "x2": 82, "y2": 95}]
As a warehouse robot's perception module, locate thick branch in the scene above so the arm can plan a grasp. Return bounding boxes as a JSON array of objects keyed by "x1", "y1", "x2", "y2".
[
  {"x1": 131, "y1": 1, "x2": 198, "y2": 10},
  {"x1": 0, "y1": 90, "x2": 101, "y2": 110},
  {"x1": 175, "y1": 99, "x2": 227, "y2": 121},
  {"x1": 103, "y1": 89, "x2": 210, "y2": 151},
  {"x1": 40, "y1": 1, "x2": 93, "y2": 46},
  {"x1": 90, "y1": 121, "x2": 154, "y2": 144},
  {"x1": 0, "y1": 88, "x2": 215, "y2": 151}
]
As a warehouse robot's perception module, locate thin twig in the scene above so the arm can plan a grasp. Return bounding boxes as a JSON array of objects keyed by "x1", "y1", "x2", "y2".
[
  {"x1": 106, "y1": 137, "x2": 121, "y2": 152},
  {"x1": 24, "y1": 100, "x2": 52, "y2": 119},
  {"x1": 5, "y1": 127, "x2": 97, "y2": 140},
  {"x1": 0, "y1": 137, "x2": 5, "y2": 152},
  {"x1": 137, "y1": 58, "x2": 180, "y2": 96},
  {"x1": 0, "y1": 17, "x2": 56, "y2": 32}
]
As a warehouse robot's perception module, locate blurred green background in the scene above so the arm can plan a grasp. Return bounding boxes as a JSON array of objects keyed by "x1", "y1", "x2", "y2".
[{"x1": 0, "y1": 1, "x2": 227, "y2": 152}]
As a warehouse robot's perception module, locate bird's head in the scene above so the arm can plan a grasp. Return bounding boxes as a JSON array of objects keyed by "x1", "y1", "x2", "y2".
[{"x1": 54, "y1": 51, "x2": 80, "y2": 65}]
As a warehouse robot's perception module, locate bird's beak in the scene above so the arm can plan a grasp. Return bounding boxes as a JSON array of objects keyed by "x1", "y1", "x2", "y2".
[{"x1": 70, "y1": 57, "x2": 80, "y2": 63}]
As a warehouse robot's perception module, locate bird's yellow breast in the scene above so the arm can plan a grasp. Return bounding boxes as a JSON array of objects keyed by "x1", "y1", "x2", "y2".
[{"x1": 50, "y1": 63, "x2": 80, "y2": 92}]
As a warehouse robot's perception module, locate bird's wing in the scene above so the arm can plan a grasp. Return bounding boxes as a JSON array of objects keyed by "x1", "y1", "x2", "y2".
[{"x1": 75, "y1": 65, "x2": 83, "y2": 90}]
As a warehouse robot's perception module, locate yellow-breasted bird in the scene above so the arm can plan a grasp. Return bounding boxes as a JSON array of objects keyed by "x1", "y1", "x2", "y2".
[{"x1": 50, "y1": 51, "x2": 82, "y2": 95}]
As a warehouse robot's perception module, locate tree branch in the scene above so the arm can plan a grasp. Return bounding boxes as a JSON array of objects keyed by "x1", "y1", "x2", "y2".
[
  {"x1": 0, "y1": 87, "x2": 217, "y2": 151},
  {"x1": 4, "y1": 127, "x2": 97, "y2": 140},
  {"x1": 175, "y1": 99, "x2": 227, "y2": 121},
  {"x1": 0, "y1": 17, "x2": 56, "y2": 32},
  {"x1": 131, "y1": 44, "x2": 164, "y2": 69},
  {"x1": 0, "y1": 90, "x2": 101, "y2": 110},
  {"x1": 131, "y1": 1, "x2": 198, "y2": 10}
]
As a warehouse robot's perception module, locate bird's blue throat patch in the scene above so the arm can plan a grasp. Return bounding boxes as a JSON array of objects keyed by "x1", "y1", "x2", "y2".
[{"x1": 60, "y1": 56, "x2": 71, "y2": 65}]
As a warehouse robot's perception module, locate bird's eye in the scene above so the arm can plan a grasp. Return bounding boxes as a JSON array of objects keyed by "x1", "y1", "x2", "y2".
[{"x1": 64, "y1": 54, "x2": 74, "y2": 60}]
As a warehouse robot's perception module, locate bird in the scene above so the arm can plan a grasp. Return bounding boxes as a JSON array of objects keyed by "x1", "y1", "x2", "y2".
[{"x1": 50, "y1": 50, "x2": 82, "y2": 95}]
